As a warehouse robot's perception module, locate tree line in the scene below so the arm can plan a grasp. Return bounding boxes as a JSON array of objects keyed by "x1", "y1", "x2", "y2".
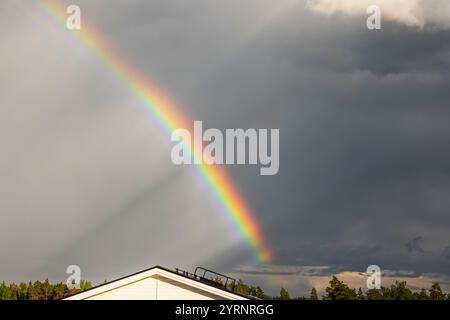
[
  {"x1": 0, "y1": 280, "x2": 92, "y2": 300},
  {"x1": 234, "y1": 276, "x2": 450, "y2": 300},
  {"x1": 0, "y1": 275, "x2": 448, "y2": 300}
]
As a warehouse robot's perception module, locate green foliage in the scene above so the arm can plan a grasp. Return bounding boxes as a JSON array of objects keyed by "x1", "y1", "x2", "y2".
[
  {"x1": 381, "y1": 281, "x2": 413, "y2": 300},
  {"x1": 322, "y1": 276, "x2": 357, "y2": 300},
  {"x1": 412, "y1": 288, "x2": 429, "y2": 300},
  {"x1": 319, "y1": 279, "x2": 447, "y2": 300},
  {"x1": 0, "y1": 275, "x2": 449, "y2": 300},
  {"x1": 234, "y1": 279, "x2": 271, "y2": 299},
  {"x1": 0, "y1": 280, "x2": 92, "y2": 300},
  {"x1": 429, "y1": 282, "x2": 446, "y2": 300},
  {"x1": 276, "y1": 288, "x2": 290, "y2": 300},
  {"x1": 357, "y1": 288, "x2": 365, "y2": 300},
  {"x1": 310, "y1": 287, "x2": 319, "y2": 300},
  {"x1": 366, "y1": 288, "x2": 383, "y2": 300}
]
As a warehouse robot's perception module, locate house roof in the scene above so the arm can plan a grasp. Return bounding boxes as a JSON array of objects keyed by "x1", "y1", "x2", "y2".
[{"x1": 64, "y1": 265, "x2": 257, "y2": 300}]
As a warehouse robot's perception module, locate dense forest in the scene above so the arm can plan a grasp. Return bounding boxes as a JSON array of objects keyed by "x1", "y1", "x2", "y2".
[
  {"x1": 233, "y1": 276, "x2": 450, "y2": 300},
  {"x1": 0, "y1": 280, "x2": 92, "y2": 300},
  {"x1": 0, "y1": 276, "x2": 449, "y2": 300}
]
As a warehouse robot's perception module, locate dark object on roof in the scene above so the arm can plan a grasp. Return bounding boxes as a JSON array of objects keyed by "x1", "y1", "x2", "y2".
[{"x1": 175, "y1": 266, "x2": 237, "y2": 291}]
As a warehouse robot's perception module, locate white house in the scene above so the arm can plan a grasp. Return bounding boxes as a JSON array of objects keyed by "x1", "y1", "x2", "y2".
[{"x1": 64, "y1": 266, "x2": 252, "y2": 300}]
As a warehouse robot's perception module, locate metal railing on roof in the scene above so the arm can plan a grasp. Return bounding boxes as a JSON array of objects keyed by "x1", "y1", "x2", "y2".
[{"x1": 175, "y1": 267, "x2": 237, "y2": 292}]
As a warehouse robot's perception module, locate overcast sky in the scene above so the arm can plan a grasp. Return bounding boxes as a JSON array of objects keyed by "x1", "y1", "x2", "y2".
[{"x1": 1, "y1": 0, "x2": 450, "y2": 296}]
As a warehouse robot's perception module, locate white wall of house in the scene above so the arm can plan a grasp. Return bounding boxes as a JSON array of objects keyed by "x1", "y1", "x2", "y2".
[
  {"x1": 65, "y1": 267, "x2": 248, "y2": 300},
  {"x1": 85, "y1": 275, "x2": 218, "y2": 300}
]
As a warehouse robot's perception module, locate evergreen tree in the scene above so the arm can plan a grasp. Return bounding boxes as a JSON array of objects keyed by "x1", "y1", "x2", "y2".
[
  {"x1": 412, "y1": 288, "x2": 429, "y2": 300},
  {"x1": 17, "y1": 283, "x2": 28, "y2": 300},
  {"x1": 277, "y1": 288, "x2": 290, "y2": 300},
  {"x1": 383, "y1": 281, "x2": 413, "y2": 300},
  {"x1": 357, "y1": 288, "x2": 365, "y2": 300},
  {"x1": 309, "y1": 287, "x2": 319, "y2": 300},
  {"x1": 366, "y1": 288, "x2": 383, "y2": 300},
  {"x1": 0, "y1": 282, "x2": 8, "y2": 300},
  {"x1": 429, "y1": 283, "x2": 445, "y2": 300},
  {"x1": 251, "y1": 286, "x2": 270, "y2": 299},
  {"x1": 323, "y1": 276, "x2": 357, "y2": 300}
]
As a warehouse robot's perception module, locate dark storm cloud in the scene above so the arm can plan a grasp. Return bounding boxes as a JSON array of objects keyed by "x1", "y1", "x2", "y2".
[
  {"x1": 46, "y1": 0, "x2": 450, "y2": 283},
  {"x1": 164, "y1": 6, "x2": 450, "y2": 280},
  {"x1": 443, "y1": 247, "x2": 450, "y2": 261},
  {"x1": 406, "y1": 237, "x2": 426, "y2": 254},
  {"x1": 229, "y1": 15, "x2": 450, "y2": 278}
]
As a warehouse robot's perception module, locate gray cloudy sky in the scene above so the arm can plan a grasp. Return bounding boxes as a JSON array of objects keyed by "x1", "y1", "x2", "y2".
[{"x1": 1, "y1": 0, "x2": 450, "y2": 295}]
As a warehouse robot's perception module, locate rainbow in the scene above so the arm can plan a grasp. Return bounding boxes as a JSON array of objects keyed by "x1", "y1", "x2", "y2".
[{"x1": 34, "y1": 0, "x2": 271, "y2": 263}]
